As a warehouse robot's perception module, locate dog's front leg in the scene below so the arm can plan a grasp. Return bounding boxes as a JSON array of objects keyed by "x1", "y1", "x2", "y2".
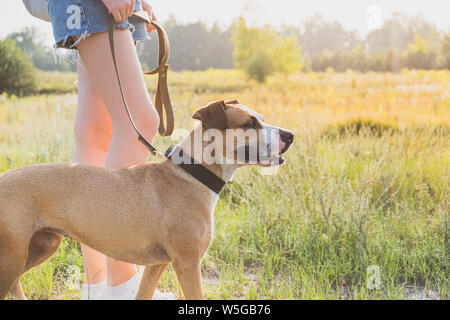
[
  {"x1": 10, "y1": 281, "x2": 26, "y2": 300},
  {"x1": 172, "y1": 259, "x2": 204, "y2": 300},
  {"x1": 135, "y1": 264, "x2": 169, "y2": 300}
]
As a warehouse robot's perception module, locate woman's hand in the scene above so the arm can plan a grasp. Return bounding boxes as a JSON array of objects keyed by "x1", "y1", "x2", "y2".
[
  {"x1": 141, "y1": 0, "x2": 157, "y2": 32},
  {"x1": 102, "y1": 0, "x2": 135, "y2": 23}
]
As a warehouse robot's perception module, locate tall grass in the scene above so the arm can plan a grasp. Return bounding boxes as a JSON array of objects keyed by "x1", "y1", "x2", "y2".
[{"x1": 1, "y1": 69, "x2": 448, "y2": 299}]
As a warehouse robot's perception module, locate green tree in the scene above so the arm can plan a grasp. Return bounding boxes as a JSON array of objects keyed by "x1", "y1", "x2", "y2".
[
  {"x1": 232, "y1": 18, "x2": 303, "y2": 82},
  {"x1": 137, "y1": 16, "x2": 233, "y2": 71},
  {"x1": 366, "y1": 14, "x2": 441, "y2": 53},
  {"x1": 402, "y1": 34, "x2": 435, "y2": 69},
  {"x1": 245, "y1": 52, "x2": 273, "y2": 83},
  {"x1": 0, "y1": 38, "x2": 37, "y2": 96},
  {"x1": 438, "y1": 33, "x2": 450, "y2": 69},
  {"x1": 231, "y1": 18, "x2": 276, "y2": 70},
  {"x1": 284, "y1": 14, "x2": 360, "y2": 56},
  {"x1": 273, "y1": 35, "x2": 304, "y2": 75},
  {"x1": 9, "y1": 27, "x2": 75, "y2": 72}
]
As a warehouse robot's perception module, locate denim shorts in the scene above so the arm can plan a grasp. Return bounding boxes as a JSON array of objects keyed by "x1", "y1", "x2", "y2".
[{"x1": 47, "y1": 0, "x2": 148, "y2": 49}]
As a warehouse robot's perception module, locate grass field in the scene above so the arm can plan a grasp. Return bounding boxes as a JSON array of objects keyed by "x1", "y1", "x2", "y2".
[{"x1": 1, "y1": 69, "x2": 449, "y2": 300}]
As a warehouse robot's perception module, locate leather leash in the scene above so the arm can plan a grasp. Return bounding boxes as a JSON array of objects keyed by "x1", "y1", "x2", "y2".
[
  {"x1": 107, "y1": 11, "x2": 174, "y2": 159},
  {"x1": 108, "y1": 12, "x2": 227, "y2": 193}
]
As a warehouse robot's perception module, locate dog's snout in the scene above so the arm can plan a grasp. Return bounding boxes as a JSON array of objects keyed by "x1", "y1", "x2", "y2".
[
  {"x1": 278, "y1": 129, "x2": 294, "y2": 154},
  {"x1": 280, "y1": 130, "x2": 294, "y2": 145}
]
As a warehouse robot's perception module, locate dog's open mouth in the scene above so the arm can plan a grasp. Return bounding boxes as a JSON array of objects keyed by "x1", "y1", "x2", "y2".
[
  {"x1": 237, "y1": 146, "x2": 285, "y2": 167},
  {"x1": 239, "y1": 136, "x2": 293, "y2": 167},
  {"x1": 257, "y1": 152, "x2": 286, "y2": 167},
  {"x1": 257, "y1": 139, "x2": 293, "y2": 167}
]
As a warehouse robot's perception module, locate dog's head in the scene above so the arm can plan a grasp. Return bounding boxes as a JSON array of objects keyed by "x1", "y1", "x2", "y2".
[{"x1": 192, "y1": 100, "x2": 294, "y2": 167}]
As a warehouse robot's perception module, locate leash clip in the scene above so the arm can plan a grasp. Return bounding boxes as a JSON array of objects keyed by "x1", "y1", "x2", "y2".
[
  {"x1": 137, "y1": 135, "x2": 167, "y2": 160},
  {"x1": 154, "y1": 150, "x2": 168, "y2": 160}
]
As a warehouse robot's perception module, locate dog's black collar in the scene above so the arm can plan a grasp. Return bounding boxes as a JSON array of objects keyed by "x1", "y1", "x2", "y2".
[{"x1": 165, "y1": 146, "x2": 226, "y2": 194}]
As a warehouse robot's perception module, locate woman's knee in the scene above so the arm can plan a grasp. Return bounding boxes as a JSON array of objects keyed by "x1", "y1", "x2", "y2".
[
  {"x1": 139, "y1": 108, "x2": 160, "y2": 139},
  {"x1": 114, "y1": 105, "x2": 160, "y2": 142}
]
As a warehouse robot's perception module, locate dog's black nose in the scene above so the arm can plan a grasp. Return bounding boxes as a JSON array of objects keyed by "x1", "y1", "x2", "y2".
[{"x1": 280, "y1": 129, "x2": 294, "y2": 146}]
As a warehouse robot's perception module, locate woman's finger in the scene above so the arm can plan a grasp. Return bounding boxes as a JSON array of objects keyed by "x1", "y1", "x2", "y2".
[
  {"x1": 113, "y1": 11, "x2": 122, "y2": 23},
  {"x1": 128, "y1": 0, "x2": 135, "y2": 19},
  {"x1": 146, "y1": 13, "x2": 155, "y2": 33},
  {"x1": 149, "y1": 12, "x2": 158, "y2": 31},
  {"x1": 146, "y1": 20, "x2": 156, "y2": 33},
  {"x1": 141, "y1": 1, "x2": 155, "y2": 32},
  {"x1": 119, "y1": 8, "x2": 128, "y2": 22}
]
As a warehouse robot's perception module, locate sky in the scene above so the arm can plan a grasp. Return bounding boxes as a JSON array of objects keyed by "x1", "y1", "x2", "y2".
[{"x1": 2, "y1": 0, "x2": 449, "y2": 46}]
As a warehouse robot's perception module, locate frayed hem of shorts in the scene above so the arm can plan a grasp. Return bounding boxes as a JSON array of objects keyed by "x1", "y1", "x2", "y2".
[
  {"x1": 53, "y1": 24, "x2": 135, "y2": 50},
  {"x1": 51, "y1": 24, "x2": 148, "y2": 66}
]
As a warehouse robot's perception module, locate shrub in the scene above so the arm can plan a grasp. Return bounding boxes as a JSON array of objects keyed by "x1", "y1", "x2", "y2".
[
  {"x1": 322, "y1": 118, "x2": 399, "y2": 138},
  {"x1": 437, "y1": 33, "x2": 450, "y2": 69},
  {"x1": 402, "y1": 34, "x2": 436, "y2": 69},
  {"x1": 245, "y1": 52, "x2": 274, "y2": 83},
  {"x1": 0, "y1": 38, "x2": 37, "y2": 96}
]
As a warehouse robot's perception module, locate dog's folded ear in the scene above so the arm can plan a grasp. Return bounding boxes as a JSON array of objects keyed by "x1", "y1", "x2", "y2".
[
  {"x1": 225, "y1": 99, "x2": 240, "y2": 105},
  {"x1": 193, "y1": 100, "x2": 229, "y2": 130}
]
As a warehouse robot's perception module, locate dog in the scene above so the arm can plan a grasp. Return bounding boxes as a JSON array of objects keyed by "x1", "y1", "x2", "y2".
[{"x1": 0, "y1": 100, "x2": 293, "y2": 300}]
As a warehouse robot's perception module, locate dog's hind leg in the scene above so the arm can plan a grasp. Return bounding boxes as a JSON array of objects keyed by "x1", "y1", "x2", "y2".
[
  {"x1": 9, "y1": 231, "x2": 63, "y2": 300},
  {"x1": 135, "y1": 263, "x2": 169, "y2": 300}
]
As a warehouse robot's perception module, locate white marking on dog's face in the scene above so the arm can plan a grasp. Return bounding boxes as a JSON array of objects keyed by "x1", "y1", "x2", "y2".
[
  {"x1": 237, "y1": 104, "x2": 282, "y2": 167},
  {"x1": 239, "y1": 104, "x2": 264, "y2": 121}
]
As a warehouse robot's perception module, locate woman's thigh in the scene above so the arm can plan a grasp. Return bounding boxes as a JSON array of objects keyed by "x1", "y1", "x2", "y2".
[
  {"x1": 48, "y1": 0, "x2": 148, "y2": 49},
  {"x1": 48, "y1": 0, "x2": 158, "y2": 142},
  {"x1": 74, "y1": 58, "x2": 113, "y2": 153},
  {"x1": 77, "y1": 29, "x2": 159, "y2": 139}
]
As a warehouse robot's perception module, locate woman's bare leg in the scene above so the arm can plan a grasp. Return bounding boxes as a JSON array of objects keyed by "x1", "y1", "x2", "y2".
[
  {"x1": 77, "y1": 28, "x2": 159, "y2": 287},
  {"x1": 73, "y1": 59, "x2": 112, "y2": 285}
]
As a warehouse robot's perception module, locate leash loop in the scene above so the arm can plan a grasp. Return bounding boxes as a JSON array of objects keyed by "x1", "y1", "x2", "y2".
[{"x1": 133, "y1": 10, "x2": 174, "y2": 137}]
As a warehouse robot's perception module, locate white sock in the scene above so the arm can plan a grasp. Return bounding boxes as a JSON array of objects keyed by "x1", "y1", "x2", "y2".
[
  {"x1": 102, "y1": 273, "x2": 140, "y2": 300},
  {"x1": 101, "y1": 267, "x2": 176, "y2": 300},
  {"x1": 81, "y1": 281, "x2": 106, "y2": 300}
]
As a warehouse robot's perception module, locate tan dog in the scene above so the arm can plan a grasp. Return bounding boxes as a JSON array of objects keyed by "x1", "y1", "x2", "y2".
[{"x1": 0, "y1": 100, "x2": 293, "y2": 300}]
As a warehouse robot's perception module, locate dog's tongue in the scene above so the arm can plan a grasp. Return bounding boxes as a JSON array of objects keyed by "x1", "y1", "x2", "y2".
[
  {"x1": 258, "y1": 159, "x2": 273, "y2": 167},
  {"x1": 279, "y1": 140, "x2": 286, "y2": 153}
]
